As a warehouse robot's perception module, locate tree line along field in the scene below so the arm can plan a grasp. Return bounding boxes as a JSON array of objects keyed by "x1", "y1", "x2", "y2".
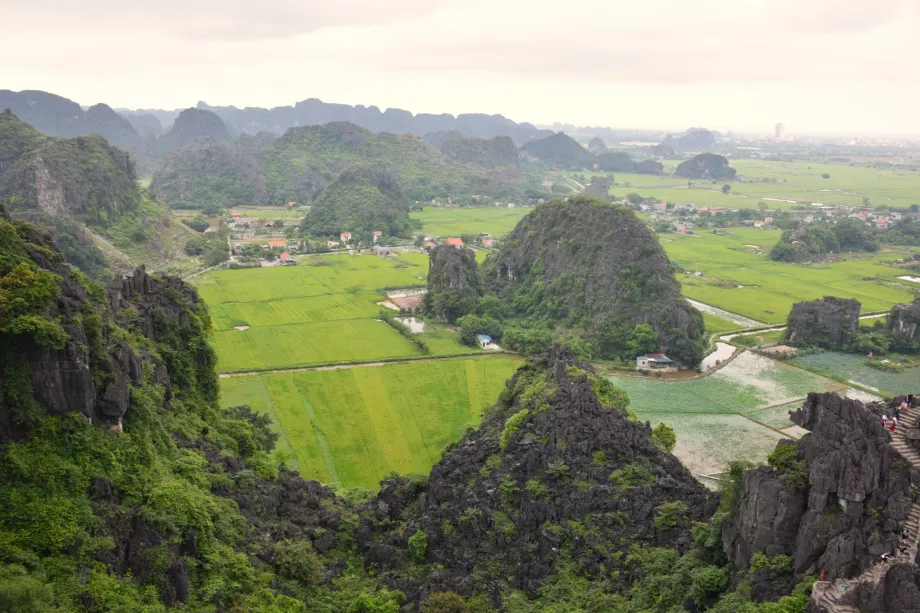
[
  {"x1": 566, "y1": 158, "x2": 920, "y2": 210},
  {"x1": 410, "y1": 206, "x2": 531, "y2": 237},
  {"x1": 610, "y1": 351, "x2": 847, "y2": 478},
  {"x1": 194, "y1": 252, "x2": 470, "y2": 372},
  {"x1": 219, "y1": 357, "x2": 522, "y2": 489},
  {"x1": 659, "y1": 228, "x2": 918, "y2": 324}
]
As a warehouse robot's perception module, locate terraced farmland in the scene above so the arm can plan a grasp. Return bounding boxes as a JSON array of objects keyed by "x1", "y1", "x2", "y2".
[{"x1": 219, "y1": 357, "x2": 522, "y2": 488}]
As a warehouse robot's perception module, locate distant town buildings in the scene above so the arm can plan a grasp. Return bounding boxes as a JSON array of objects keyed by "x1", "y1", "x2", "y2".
[{"x1": 774, "y1": 123, "x2": 785, "y2": 140}]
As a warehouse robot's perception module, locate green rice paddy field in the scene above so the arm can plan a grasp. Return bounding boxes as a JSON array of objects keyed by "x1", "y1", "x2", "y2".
[
  {"x1": 568, "y1": 159, "x2": 920, "y2": 210},
  {"x1": 410, "y1": 207, "x2": 531, "y2": 237},
  {"x1": 220, "y1": 357, "x2": 522, "y2": 489},
  {"x1": 792, "y1": 352, "x2": 920, "y2": 396},
  {"x1": 610, "y1": 351, "x2": 846, "y2": 476},
  {"x1": 660, "y1": 228, "x2": 918, "y2": 324},
  {"x1": 195, "y1": 253, "x2": 471, "y2": 372}
]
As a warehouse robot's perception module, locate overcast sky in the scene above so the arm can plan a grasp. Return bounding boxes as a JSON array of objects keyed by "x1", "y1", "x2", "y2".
[{"x1": 3, "y1": 0, "x2": 919, "y2": 136}]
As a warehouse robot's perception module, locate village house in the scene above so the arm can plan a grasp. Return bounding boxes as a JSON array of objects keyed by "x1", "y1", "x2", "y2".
[
  {"x1": 372, "y1": 245, "x2": 393, "y2": 257},
  {"x1": 676, "y1": 224, "x2": 688, "y2": 234},
  {"x1": 803, "y1": 215, "x2": 814, "y2": 224},
  {"x1": 636, "y1": 353, "x2": 674, "y2": 369},
  {"x1": 764, "y1": 216, "x2": 773, "y2": 224},
  {"x1": 424, "y1": 241, "x2": 437, "y2": 250},
  {"x1": 753, "y1": 220, "x2": 764, "y2": 228},
  {"x1": 268, "y1": 239, "x2": 287, "y2": 249},
  {"x1": 476, "y1": 334, "x2": 494, "y2": 349},
  {"x1": 372, "y1": 230, "x2": 383, "y2": 242},
  {"x1": 652, "y1": 202, "x2": 667, "y2": 213},
  {"x1": 287, "y1": 201, "x2": 297, "y2": 207},
  {"x1": 326, "y1": 240, "x2": 339, "y2": 249},
  {"x1": 340, "y1": 231, "x2": 352, "y2": 243},
  {"x1": 446, "y1": 237, "x2": 464, "y2": 248},
  {"x1": 482, "y1": 238, "x2": 494, "y2": 247},
  {"x1": 279, "y1": 252, "x2": 296, "y2": 265}
]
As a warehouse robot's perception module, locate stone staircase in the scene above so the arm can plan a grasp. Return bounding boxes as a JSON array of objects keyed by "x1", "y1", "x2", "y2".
[{"x1": 810, "y1": 404, "x2": 920, "y2": 613}]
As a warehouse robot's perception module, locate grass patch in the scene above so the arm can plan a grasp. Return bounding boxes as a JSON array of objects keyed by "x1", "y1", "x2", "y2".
[{"x1": 410, "y1": 206, "x2": 531, "y2": 237}]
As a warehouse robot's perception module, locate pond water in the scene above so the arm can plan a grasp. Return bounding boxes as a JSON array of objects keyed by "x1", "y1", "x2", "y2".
[
  {"x1": 700, "y1": 342, "x2": 735, "y2": 371},
  {"x1": 395, "y1": 317, "x2": 426, "y2": 333}
]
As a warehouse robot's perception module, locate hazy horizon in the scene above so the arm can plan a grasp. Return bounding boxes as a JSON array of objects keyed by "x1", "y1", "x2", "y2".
[{"x1": 4, "y1": 0, "x2": 920, "y2": 139}]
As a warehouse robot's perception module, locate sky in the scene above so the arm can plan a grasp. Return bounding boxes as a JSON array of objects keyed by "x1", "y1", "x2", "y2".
[{"x1": 3, "y1": 0, "x2": 920, "y2": 137}]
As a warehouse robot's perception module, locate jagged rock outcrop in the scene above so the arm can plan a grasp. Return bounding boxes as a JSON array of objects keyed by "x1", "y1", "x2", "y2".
[
  {"x1": 357, "y1": 348, "x2": 717, "y2": 604},
  {"x1": 485, "y1": 196, "x2": 706, "y2": 363},
  {"x1": 889, "y1": 300, "x2": 920, "y2": 352},
  {"x1": 785, "y1": 297, "x2": 861, "y2": 350},
  {"x1": 150, "y1": 108, "x2": 233, "y2": 158},
  {"x1": 850, "y1": 563, "x2": 920, "y2": 613},
  {"x1": 660, "y1": 128, "x2": 717, "y2": 152},
  {"x1": 584, "y1": 178, "x2": 611, "y2": 199},
  {"x1": 723, "y1": 393, "x2": 915, "y2": 582},
  {"x1": 424, "y1": 245, "x2": 483, "y2": 323},
  {"x1": 652, "y1": 143, "x2": 676, "y2": 158},
  {"x1": 675, "y1": 152, "x2": 736, "y2": 180}
]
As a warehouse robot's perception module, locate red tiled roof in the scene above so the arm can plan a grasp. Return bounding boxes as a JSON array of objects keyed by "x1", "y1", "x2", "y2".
[
  {"x1": 446, "y1": 237, "x2": 464, "y2": 245},
  {"x1": 280, "y1": 252, "x2": 291, "y2": 259},
  {"x1": 646, "y1": 353, "x2": 664, "y2": 358},
  {"x1": 268, "y1": 240, "x2": 286, "y2": 247}
]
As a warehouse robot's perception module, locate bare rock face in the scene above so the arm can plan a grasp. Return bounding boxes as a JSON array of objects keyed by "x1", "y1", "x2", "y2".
[
  {"x1": 785, "y1": 297, "x2": 861, "y2": 350},
  {"x1": 848, "y1": 563, "x2": 920, "y2": 613},
  {"x1": 889, "y1": 301, "x2": 920, "y2": 351},
  {"x1": 357, "y1": 348, "x2": 717, "y2": 604},
  {"x1": 724, "y1": 393, "x2": 915, "y2": 582}
]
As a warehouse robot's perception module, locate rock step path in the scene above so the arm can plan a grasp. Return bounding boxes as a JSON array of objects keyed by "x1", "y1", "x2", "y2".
[{"x1": 811, "y1": 404, "x2": 920, "y2": 612}]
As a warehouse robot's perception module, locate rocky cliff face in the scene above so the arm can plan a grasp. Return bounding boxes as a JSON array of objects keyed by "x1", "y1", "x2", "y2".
[
  {"x1": 786, "y1": 297, "x2": 861, "y2": 350},
  {"x1": 889, "y1": 300, "x2": 920, "y2": 352},
  {"x1": 485, "y1": 196, "x2": 706, "y2": 363},
  {"x1": 424, "y1": 245, "x2": 483, "y2": 323},
  {"x1": 848, "y1": 563, "x2": 920, "y2": 613},
  {"x1": 357, "y1": 348, "x2": 716, "y2": 604},
  {"x1": 723, "y1": 392, "x2": 915, "y2": 582}
]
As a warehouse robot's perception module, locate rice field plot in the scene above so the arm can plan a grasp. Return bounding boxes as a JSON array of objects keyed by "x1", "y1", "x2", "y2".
[
  {"x1": 793, "y1": 352, "x2": 920, "y2": 396},
  {"x1": 703, "y1": 313, "x2": 744, "y2": 335},
  {"x1": 219, "y1": 357, "x2": 522, "y2": 489},
  {"x1": 662, "y1": 231, "x2": 918, "y2": 324},
  {"x1": 609, "y1": 351, "x2": 844, "y2": 415},
  {"x1": 410, "y1": 207, "x2": 531, "y2": 237},
  {"x1": 212, "y1": 319, "x2": 422, "y2": 372},
  {"x1": 633, "y1": 412, "x2": 786, "y2": 477},
  {"x1": 613, "y1": 350, "x2": 845, "y2": 478},
  {"x1": 209, "y1": 293, "x2": 382, "y2": 330}
]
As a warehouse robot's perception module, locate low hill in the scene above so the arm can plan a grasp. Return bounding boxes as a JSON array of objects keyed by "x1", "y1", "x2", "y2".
[
  {"x1": 424, "y1": 245, "x2": 483, "y2": 322},
  {"x1": 675, "y1": 152, "x2": 736, "y2": 180},
  {"x1": 149, "y1": 108, "x2": 233, "y2": 158},
  {"x1": 0, "y1": 111, "x2": 196, "y2": 281},
  {"x1": 483, "y1": 196, "x2": 706, "y2": 363},
  {"x1": 588, "y1": 136, "x2": 607, "y2": 153},
  {"x1": 770, "y1": 219, "x2": 878, "y2": 262},
  {"x1": 438, "y1": 135, "x2": 519, "y2": 168},
  {"x1": 300, "y1": 164, "x2": 413, "y2": 239},
  {"x1": 660, "y1": 128, "x2": 717, "y2": 152},
  {"x1": 124, "y1": 112, "x2": 164, "y2": 139},
  {"x1": 519, "y1": 132, "x2": 593, "y2": 169},
  {"x1": 150, "y1": 138, "x2": 269, "y2": 209},
  {"x1": 152, "y1": 121, "x2": 530, "y2": 208}
]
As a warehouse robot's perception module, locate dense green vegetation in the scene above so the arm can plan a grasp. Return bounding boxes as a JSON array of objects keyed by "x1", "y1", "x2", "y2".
[
  {"x1": 300, "y1": 164, "x2": 417, "y2": 239},
  {"x1": 153, "y1": 122, "x2": 530, "y2": 209},
  {"x1": 675, "y1": 153, "x2": 737, "y2": 181},
  {"x1": 770, "y1": 218, "x2": 878, "y2": 262},
  {"x1": 473, "y1": 196, "x2": 705, "y2": 363}
]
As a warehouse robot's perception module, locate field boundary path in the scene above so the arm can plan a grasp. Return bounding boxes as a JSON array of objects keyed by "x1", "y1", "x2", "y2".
[
  {"x1": 217, "y1": 352, "x2": 519, "y2": 378},
  {"x1": 811, "y1": 403, "x2": 920, "y2": 612}
]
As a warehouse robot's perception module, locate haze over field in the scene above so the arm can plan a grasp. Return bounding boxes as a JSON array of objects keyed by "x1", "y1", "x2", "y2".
[{"x1": 4, "y1": 0, "x2": 920, "y2": 136}]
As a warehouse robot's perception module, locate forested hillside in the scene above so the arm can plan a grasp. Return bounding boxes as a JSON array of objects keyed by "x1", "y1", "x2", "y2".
[
  {"x1": 152, "y1": 121, "x2": 529, "y2": 208},
  {"x1": 0, "y1": 111, "x2": 196, "y2": 281}
]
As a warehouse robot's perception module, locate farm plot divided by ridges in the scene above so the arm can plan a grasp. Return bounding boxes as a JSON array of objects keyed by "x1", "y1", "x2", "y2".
[
  {"x1": 611, "y1": 351, "x2": 845, "y2": 478},
  {"x1": 661, "y1": 230, "x2": 918, "y2": 324},
  {"x1": 219, "y1": 357, "x2": 522, "y2": 489},
  {"x1": 609, "y1": 351, "x2": 844, "y2": 415},
  {"x1": 793, "y1": 352, "x2": 920, "y2": 396},
  {"x1": 633, "y1": 412, "x2": 786, "y2": 478},
  {"x1": 410, "y1": 207, "x2": 531, "y2": 237},
  {"x1": 195, "y1": 253, "x2": 463, "y2": 372}
]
